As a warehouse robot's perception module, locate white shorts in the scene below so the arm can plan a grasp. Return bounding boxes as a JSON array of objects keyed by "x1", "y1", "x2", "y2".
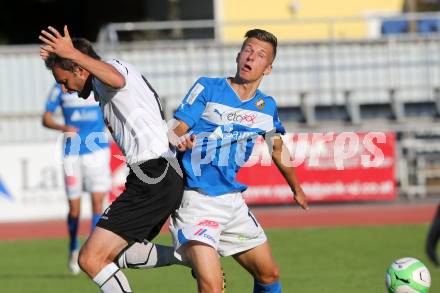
[
  {"x1": 63, "y1": 148, "x2": 111, "y2": 200},
  {"x1": 169, "y1": 190, "x2": 267, "y2": 258}
]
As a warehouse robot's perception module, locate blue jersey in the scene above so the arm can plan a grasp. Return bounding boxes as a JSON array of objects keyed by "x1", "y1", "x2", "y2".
[
  {"x1": 45, "y1": 84, "x2": 109, "y2": 156},
  {"x1": 175, "y1": 77, "x2": 285, "y2": 196}
]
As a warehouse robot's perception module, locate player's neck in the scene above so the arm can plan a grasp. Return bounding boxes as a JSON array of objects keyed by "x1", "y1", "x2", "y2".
[{"x1": 228, "y1": 77, "x2": 261, "y2": 101}]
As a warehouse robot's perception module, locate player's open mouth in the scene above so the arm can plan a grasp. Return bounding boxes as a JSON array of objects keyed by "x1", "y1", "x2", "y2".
[{"x1": 243, "y1": 64, "x2": 252, "y2": 72}]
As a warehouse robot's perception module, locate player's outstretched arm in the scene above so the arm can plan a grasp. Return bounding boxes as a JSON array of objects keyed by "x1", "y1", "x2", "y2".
[
  {"x1": 271, "y1": 135, "x2": 309, "y2": 210},
  {"x1": 39, "y1": 25, "x2": 125, "y2": 89}
]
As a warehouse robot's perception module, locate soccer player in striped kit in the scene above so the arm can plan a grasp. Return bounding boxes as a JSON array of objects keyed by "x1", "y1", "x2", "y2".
[{"x1": 39, "y1": 26, "x2": 184, "y2": 292}]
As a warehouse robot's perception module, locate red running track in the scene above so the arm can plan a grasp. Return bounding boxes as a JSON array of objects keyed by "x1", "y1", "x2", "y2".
[{"x1": 0, "y1": 203, "x2": 437, "y2": 241}]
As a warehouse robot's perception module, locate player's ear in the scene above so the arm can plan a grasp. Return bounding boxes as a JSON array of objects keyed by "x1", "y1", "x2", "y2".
[
  {"x1": 75, "y1": 66, "x2": 87, "y2": 78},
  {"x1": 236, "y1": 52, "x2": 240, "y2": 64},
  {"x1": 263, "y1": 64, "x2": 272, "y2": 76}
]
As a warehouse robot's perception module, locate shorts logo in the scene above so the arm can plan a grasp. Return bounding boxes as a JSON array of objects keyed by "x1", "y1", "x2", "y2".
[
  {"x1": 66, "y1": 176, "x2": 77, "y2": 187},
  {"x1": 0, "y1": 178, "x2": 12, "y2": 200},
  {"x1": 197, "y1": 220, "x2": 219, "y2": 228},
  {"x1": 101, "y1": 207, "x2": 110, "y2": 220},
  {"x1": 194, "y1": 228, "x2": 216, "y2": 244},
  {"x1": 194, "y1": 228, "x2": 208, "y2": 236}
]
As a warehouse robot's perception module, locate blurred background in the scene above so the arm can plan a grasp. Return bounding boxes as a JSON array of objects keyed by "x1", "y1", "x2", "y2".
[
  {"x1": 1, "y1": 0, "x2": 440, "y2": 220},
  {"x1": 1, "y1": 1, "x2": 440, "y2": 292}
]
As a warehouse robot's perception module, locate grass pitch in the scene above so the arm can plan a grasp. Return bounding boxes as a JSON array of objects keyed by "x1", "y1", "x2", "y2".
[{"x1": 0, "y1": 224, "x2": 437, "y2": 292}]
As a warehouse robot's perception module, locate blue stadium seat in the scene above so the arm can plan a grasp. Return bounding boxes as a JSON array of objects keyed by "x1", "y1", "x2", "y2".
[
  {"x1": 417, "y1": 18, "x2": 439, "y2": 34},
  {"x1": 381, "y1": 19, "x2": 408, "y2": 35}
]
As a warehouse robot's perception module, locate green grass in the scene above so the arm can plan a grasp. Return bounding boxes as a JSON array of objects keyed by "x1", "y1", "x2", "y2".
[{"x1": 0, "y1": 225, "x2": 438, "y2": 292}]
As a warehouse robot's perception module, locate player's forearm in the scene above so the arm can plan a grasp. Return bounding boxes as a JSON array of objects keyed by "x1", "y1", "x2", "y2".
[
  {"x1": 42, "y1": 119, "x2": 68, "y2": 132},
  {"x1": 70, "y1": 50, "x2": 126, "y2": 89},
  {"x1": 42, "y1": 112, "x2": 66, "y2": 132},
  {"x1": 272, "y1": 151, "x2": 302, "y2": 194},
  {"x1": 271, "y1": 138, "x2": 302, "y2": 193}
]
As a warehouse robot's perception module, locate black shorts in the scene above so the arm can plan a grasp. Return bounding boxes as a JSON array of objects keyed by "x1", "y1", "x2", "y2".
[{"x1": 97, "y1": 157, "x2": 184, "y2": 242}]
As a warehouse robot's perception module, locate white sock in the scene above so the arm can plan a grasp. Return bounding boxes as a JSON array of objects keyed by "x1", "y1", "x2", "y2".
[
  {"x1": 93, "y1": 262, "x2": 132, "y2": 293},
  {"x1": 117, "y1": 242, "x2": 188, "y2": 269}
]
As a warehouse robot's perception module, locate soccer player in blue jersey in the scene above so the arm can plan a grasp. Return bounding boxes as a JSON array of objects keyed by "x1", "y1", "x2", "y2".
[
  {"x1": 115, "y1": 29, "x2": 308, "y2": 293},
  {"x1": 166, "y1": 29, "x2": 309, "y2": 293},
  {"x1": 42, "y1": 79, "x2": 111, "y2": 275}
]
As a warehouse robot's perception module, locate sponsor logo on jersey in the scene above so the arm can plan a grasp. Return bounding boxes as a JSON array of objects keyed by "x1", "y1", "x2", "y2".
[
  {"x1": 213, "y1": 109, "x2": 223, "y2": 119},
  {"x1": 71, "y1": 110, "x2": 99, "y2": 121},
  {"x1": 225, "y1": 111, "x2": 257, "y2": 124},
  {"x1": 212, "y1": 109, "x2": 257, "y2": 125},
  {"x1": 0, "y1": 178, "x2": 12, "y2": 200},
  {"x1": 203, "y1": 102, "x2": 274, "y2": 131}
]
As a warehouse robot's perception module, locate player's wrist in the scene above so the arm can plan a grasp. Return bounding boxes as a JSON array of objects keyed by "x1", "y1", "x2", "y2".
[{"x1": 291, "y1": 185, "x2": 301, "y2": 195}]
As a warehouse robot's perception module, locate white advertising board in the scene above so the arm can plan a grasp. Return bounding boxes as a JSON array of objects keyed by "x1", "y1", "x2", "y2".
[{"x1": 0, "y1": 142, "x2": 93, "y2": 222}]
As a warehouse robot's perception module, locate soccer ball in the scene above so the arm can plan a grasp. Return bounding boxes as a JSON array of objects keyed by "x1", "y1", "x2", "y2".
[{"x1": 385, "y1": 257, "x2": 431, "y2": 293}]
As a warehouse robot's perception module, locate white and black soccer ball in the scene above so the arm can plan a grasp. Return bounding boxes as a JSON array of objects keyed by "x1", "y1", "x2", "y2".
[{"x1": 385, "y1": 257, "x2": 431, "y2": 293}]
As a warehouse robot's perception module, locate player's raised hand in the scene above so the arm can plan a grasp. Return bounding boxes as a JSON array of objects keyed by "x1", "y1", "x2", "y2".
[
  {"x1": 39, "y1": 25, "x2": 76, "y2": 59},
  {"x1": 293, "y1": 187, "x2": 309, "y2": 210},
  {"x1": 40, "y1": 45, "x2": 51, "y2": 61}
]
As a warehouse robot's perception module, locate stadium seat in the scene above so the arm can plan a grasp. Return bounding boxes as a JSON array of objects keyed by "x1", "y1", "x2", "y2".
[
  {"x1": 417, "y1": 18, "x2": 439, "y2": 34},
  {"x1": 381, "y1": 19, "x2": 408, "y2": 35}
]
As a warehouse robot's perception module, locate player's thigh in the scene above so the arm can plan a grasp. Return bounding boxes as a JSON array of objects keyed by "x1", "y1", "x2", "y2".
[
  {"x1": 233, "y1": 241, "x2": 280, "y2": 282},
  {"x1": 79, "y1": 227, "x2": 128, "y2": 275},
  {"x1": 63, "y1": 154, "x2": 83, "y2": 199},
  {"x1": 82, "y1": 149, "x2": 111, "y2": 194},
  {"x1": 183, "y1": 241, "x2": 223, "y2": 290}
]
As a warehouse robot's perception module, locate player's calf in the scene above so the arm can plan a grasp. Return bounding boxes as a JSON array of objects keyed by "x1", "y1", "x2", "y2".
[
  {"x1": 117, "y1": 241, "x2": 188, "y2": 269},
  {"x1": 93, "y1": 262, "x2": 132, "y2": 293},
  {"x1": 253, "y1": 279, "x2": 282, "y2": 293}
]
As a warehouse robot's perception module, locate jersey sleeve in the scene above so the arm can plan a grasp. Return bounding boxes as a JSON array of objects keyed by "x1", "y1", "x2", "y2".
[
  {"x1": 44, "y1": 84, "x2": 62, "y2": 113},
  {"x1": 107, "y1": 59, "x2": 129, "y2": 80},
  {"x1": 92, "y1": 59, "x2": 129, "y2": 101},
  {"x1": 272, "y1": 102, "x2": 286, "y2": 135},
  {"x1": 174, "y1": 78, "x2": 208, "y2": 129}
]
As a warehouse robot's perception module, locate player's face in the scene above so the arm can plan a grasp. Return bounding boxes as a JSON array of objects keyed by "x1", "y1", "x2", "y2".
[
  {"x1": 236, "y1": 38, "x2": 274, "y2": 82},
  {"x1": 52, "y1": 65, "x2": 88, "y2": 97}
]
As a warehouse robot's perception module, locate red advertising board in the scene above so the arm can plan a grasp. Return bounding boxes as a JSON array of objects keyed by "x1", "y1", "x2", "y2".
[
  {"x1": 237, "y1": 132, "x2": 396, "y2": 204},
  {"x1": 109, "y1": 143, "x2": 129, "y2": 202}
]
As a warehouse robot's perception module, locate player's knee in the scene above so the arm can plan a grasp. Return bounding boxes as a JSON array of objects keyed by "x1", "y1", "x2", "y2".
[
  {"x1": 68, "y1": 209, "x2": 80, "y2": 218},
  {"x1": 78, "y1": 247, "x2": 90, "y2": 272},
  {"x1": 196, "y1": 273, "x2": 224, "y2": 293},
  {"x1": 257, "y1": 265, "x2": 280, "y2": 284},
  {"x1": 78, "y1": 245, "x2": 101, "y2": 273}
]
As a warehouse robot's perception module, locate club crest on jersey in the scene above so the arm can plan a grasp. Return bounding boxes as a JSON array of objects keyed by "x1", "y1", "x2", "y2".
[{"x1": 255, "y1": 98, "x2": 265, "y2": 110}]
